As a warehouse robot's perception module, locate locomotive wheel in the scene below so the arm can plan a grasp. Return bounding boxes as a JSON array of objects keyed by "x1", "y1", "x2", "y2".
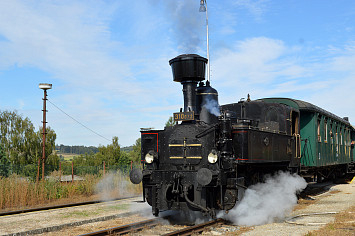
[
  {"x1": 145, "y1": 188, "x2": 152, "y2": 206},
  {"x1": 217, "y1": 189, "x2": 237, "y2": 211}
]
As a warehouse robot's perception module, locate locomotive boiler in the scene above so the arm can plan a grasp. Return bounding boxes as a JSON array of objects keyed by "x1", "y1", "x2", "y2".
[{"x1": 129, "y1": 54, "x2": 305, "y2": 218}]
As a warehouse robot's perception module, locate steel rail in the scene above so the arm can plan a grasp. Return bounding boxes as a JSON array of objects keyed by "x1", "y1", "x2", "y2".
[
  {"x1": 78, "y1": 218, "x2": 159, "y2": 236},
  {"x1": 0, "y1": 195, "x2": 139, "y2": 217},
  {"x1": 162, "y1": 218, "x2": 225, "y2": 236}
]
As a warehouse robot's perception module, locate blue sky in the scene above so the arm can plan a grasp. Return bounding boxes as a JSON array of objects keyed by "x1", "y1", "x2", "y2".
[{"x1": 1, "y1": 0, "x2": 355, "y2": 147}]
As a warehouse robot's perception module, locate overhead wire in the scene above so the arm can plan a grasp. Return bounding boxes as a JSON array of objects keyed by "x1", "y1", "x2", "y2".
[{"x1": 47, "y1": 99, "x2": 111, "y2": 142}]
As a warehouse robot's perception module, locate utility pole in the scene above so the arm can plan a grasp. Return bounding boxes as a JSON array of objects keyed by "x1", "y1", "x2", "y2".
[
  {"x1": 199, "y1": 0, "x2": 210, "y2": 82},
  {"x1": 38, "y1": 83, "x2": 52, "y2": 181}
]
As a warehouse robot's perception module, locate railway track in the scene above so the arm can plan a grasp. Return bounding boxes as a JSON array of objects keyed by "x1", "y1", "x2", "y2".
[
  {"x1": 0, "y1": 195, "x2": 139, "y2": 217},
  {"x1": 162, "y1": 218, "x2": 225, "y2": 236},
  {"x1": 79, "y1": 218, "x2": 226, "y2": 236},
  {"x1": 78, "y1": 219, "x2": 160, "y2": 236}
]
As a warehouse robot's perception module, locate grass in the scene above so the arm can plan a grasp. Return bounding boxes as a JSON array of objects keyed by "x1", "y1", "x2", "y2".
[
  {"x1": 105, "y1": 204, "x2": 129, "y2": 211},
  {"x1": 61, "y1": 210, "x2": 98, "y2": 218},
  {"x1": 0, "y1": 172, "x2": 142, "y2": 212}
]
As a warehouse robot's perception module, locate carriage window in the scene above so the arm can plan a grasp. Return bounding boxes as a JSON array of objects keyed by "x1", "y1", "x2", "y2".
[
  {"x1": 340, "y1": 131, "x2": 343, "y2": 145},
  {"x1": 317, "y1": 119, "x2": 321, "y2": 142},
  {"x1": 324, "y1": 119, "x2": 328, "y2": 142},
  {"x1": 336, "y1": 126, "x2": 339, "y2": 154},
  {"x1": 330, "y1": 123, "x2": 333, "y2": 140},
  {"x1": 330, "y1": 123, "x2": 334, "y2": 152},
  {"x1": 348, "y1": 130, "x2": 351, "y2": 155},
  {"x1": 340, "y1": 127, "x2": 344, "y2": 145},
  {"x1": 345, "y1": 129, "x2": 348, "y2": 155}
]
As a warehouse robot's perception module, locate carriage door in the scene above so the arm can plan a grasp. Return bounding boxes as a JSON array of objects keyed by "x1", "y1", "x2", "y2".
[{"x1": 292, "y1": 111, "x2": 301, "y2": 158}]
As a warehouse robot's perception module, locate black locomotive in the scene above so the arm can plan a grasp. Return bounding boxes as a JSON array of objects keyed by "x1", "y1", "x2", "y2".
[{"x1": 129, "y1": 54, "x2": 355, "y2": 218}]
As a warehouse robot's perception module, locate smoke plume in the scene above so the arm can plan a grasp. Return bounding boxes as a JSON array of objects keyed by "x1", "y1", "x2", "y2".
[
  {"x1": 220, "y1": 171, "x2": 307, "y2": 226},
  {"x1": 165, "y1": 0, "x2": 205, "y2": 53},
  {"x1": 203, "y1": 98, "x2": 220, "y2": 116}
]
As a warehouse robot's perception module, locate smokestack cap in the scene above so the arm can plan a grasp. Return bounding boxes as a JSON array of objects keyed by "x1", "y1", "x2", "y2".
[{"x1": 169, "y1": 54, "x2": 208, "y2": 82}]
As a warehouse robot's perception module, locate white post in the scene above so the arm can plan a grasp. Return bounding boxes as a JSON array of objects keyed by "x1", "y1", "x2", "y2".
[
  {"x1": 200, "y1": 0, "x2": 210, "y2": 82},
  {"x1": 205, "y1": 0, "x2": 210, "y2": 82}
]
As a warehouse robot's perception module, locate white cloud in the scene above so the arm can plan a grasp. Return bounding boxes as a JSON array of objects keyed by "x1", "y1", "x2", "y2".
[
  {"x1": 233, "y1": 0, "x2": 270, "y2": 22},
  {"x1": 212, "y1": 37, "x2": 355, "y2": 123},
  {"x1": 0, "y1": 1, "x2": 136, "y2": 96},
  {"x1": 17, "y1": 99, "x2": 25, "y2": 110},
  {"x1": 307, "y1": 42, "x2": 355, "y2": 122},
  {"x1": 212, "y1": 37, "x2": 307, "y2": 97},
  {"x1": 329, "y1": 42, "x2": 355, "y2": 72}
]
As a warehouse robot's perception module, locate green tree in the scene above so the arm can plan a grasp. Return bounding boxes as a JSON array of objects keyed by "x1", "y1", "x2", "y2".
[
  {"x1": 119, "y1": 151, "x2": 130, "y2": 166},
  {"x1": 129, "y1": 138, "x2": 141, "y2": 163},
  {"x1": 67, "y1": 136, "x2": 139, "y2": 175},
  {"x1": 96, "y1": 136, "x2": 122, "y2": 166},
  {"x1": 0, "y1": 110, "x2": 37, "y2": 165},
  {"x1": 0, "y1": 145, "x2": 10, "y2": 176},
  {"x1": 165, "y1": 116, "x2": 176, "y2": 128},
  {"x1": 0, "y1": 110, "x2": 58, "y2": 177}
]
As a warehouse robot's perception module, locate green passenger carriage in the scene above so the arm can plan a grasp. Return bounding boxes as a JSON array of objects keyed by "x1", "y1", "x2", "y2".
[{"x1": 260, "y1": 98, "x2": 355, "y2": 179}]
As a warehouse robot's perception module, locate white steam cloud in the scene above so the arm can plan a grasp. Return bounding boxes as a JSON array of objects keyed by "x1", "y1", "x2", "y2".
[
  {"x1": 130, "y1": 201, "x2": 154, "y2": 219},
  {"x1": 220, "y1": 171, "x2": 307, "y2": 226},
  {"x1": 203, "y1": 99, "x2": 221, "y2": 116},
  {"x1": 95, "y1": 171, "x2": 132, "y2": 201}
]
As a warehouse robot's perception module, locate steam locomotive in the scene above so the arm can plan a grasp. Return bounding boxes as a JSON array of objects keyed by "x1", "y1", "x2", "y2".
[{"x1": 130, "y1": 54, "x2": 355, "y2": 218}]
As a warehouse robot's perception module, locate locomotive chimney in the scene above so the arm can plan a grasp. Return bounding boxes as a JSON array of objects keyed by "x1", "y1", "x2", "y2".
[{"x1": 169, "y1": 54, "x2": 207, "y2": 113}]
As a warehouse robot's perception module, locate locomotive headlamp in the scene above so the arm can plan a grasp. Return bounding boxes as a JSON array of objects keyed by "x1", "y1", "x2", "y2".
[
  {"x1": 208, "y1": 150, "x2": 218, "y2": 164},
  {"x1": 145, "y1": 152, "x2": 154, "y2": 164}
]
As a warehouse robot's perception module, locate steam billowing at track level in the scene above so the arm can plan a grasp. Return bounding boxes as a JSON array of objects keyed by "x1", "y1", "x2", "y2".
[
  {"x1": 219, "y1": 171, "x2": 307, "y2": 226},
  {"x1": 129, "y1": 54, "x2": 355, "y2": 221}
]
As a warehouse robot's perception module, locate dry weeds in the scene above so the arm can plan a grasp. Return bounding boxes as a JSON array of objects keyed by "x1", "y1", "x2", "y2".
[
  {"x1": 306, "y1": 206, "x2": 355, "y2": 236},
  {"x1": 0, "y1": 172, "x2": 141, "y2": 212},
  {"x1": 229, "y1": 226, "x2": 254, "y2": 235}
]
